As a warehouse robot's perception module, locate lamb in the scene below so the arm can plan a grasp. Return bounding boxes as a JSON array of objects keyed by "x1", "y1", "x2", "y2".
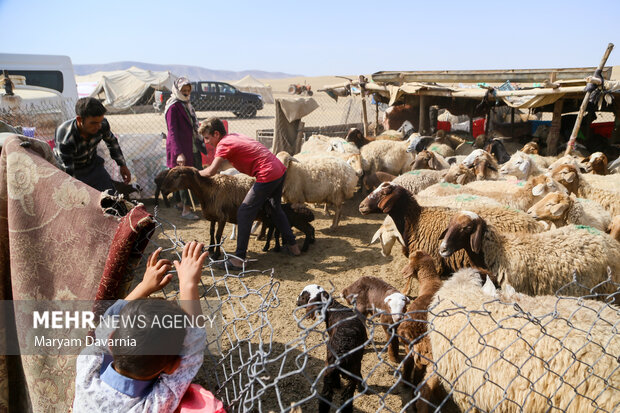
[
  {"x1": 360, "y1": 183, "x2": 547, "y2": 275},
  {"x1": 429, "y1": 267, "x2": 619, "y2": 412},
  {"x1": 360, "y1": 138, "x2": 415, "y2": 176},
  {"x1": 342, "y1": 276, "x2": 409, "y2": 362},
  {"x1": 296, "y1": 285, "x2": 367, "y2": 413},
  {"x1": 411, "y1": 150, "x2": 450, "y2": 170},
  {"x1": 425, "y1": 142, "x2": 454, "y2": 158},
  {"x1": 521, "y1": 141, "x2": 539, "y2": 154},
  {"x1": 300, "y1": 134, "x2": 360, "y2": 155},
  {"x1": 466, "y1": 150, "x2": 500, "y2": 180},
  {"x1": 397, "y1": 251, "x2": 458, "y2": 413},
  {"x1": 344, "y1": 127, "x2": 373, "y2": 149},
  {"x1": 527, "y1": 191, "x2": 611, "y2": 232},
  {"x1": 295, "y1": 151, "x2": 363, "y2": 177},
  {"x1": 159, "y1": 166, "x2": 257, "y2": 259},
  {"x1": 276, "y1": 151, "x2": 358, "y2": 228},
  {"x1": 608, "y1": 215, "x2": 620, "y2": 242},
  {"x1": 437, "y1": 210, "x2": 620, "y2": 299},
  {"x1": 418, "y1": 174, "x2": 567, "y2": 212},
  {"x1": 261, "y1": 203, "x2": 315, "y2": 252},
  {"x1": 551, "y1": 164, "x2": 620, "y2": 215},
  {"x1": 441, "y1": 163, "x2": 476, "y2": 185}
]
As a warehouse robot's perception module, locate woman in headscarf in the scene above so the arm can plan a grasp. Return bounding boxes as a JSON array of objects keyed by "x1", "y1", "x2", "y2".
[{"x1": 165, "y1": 77, "x2": 206, "y2": 219}]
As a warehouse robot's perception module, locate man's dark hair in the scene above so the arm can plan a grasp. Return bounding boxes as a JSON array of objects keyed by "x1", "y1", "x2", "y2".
[
  {"x1": 110, "y1": 299, "x2": 188, "y2": 378},
  {"x1": 199, "y1": 117, "x2": 227, "y2": 137},
  {"x1": 75, "y1": 97, "x2": 107, "y2": 118}
]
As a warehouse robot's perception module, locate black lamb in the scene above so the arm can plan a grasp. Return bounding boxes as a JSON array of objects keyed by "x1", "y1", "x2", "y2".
[{"x1": 262, "y1": 203, "x2": 315, "y2": 252}]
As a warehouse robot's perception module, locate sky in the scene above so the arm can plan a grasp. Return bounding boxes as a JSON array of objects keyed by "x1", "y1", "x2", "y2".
[{"x1": 2, "y1": 0, "x2": 619, "y2": 77}]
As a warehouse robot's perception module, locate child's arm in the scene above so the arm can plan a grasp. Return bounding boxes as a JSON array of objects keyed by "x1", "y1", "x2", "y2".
[
  {"x1": 125, "y1": 248, "x2": 173, "y2": 300},
  {"x1": 174, "y1": 241, "x2": 208, "y2": 316}
]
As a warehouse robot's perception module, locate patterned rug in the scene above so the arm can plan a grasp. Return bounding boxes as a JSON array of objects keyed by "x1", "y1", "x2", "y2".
[{"x1": 0, "y1": 134, "x2": 154, "y2": 412}]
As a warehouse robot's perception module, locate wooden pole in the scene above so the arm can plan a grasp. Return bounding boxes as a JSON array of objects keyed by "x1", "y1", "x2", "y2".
[
  {"x1": 359, "y1": 75, "x2": 369, "y2": 137},
  {"x1": 375, "y1": 101, "x2": 379, "y2": 136},
  {"x1": 547, "y1": 99, "x2": 564, "y2": 155},
  {"x1": 564, "y1": 43, "x2": 614, "y2": 155},
  {"x1": 419, "y1": 95, "x2": 427, "y2": 134}
]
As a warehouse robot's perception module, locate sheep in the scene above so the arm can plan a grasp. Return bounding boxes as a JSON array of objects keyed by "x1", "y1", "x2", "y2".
[
  {"x1": 441, "y1": 163, "x2": 476, "y2": 185},
  {"x1": 397, "y1": 251, "x2": 458, "y2": 413},
  {"x1": 551, "y1": 164, "x2": 620, "y2": 216},
  {"x1": 429, "y1": 267, "x2": 619, "y2": 412},
  {"x1": 581, "y1": 172, "x2": 620, "y2": 192},
  {"x1": 276, "y1": 151, "x2": 358, "y2": 228},
  {"x1": 342, "y1": 277, "x2": 409, "y2": 362},
  {"x1": 345, "y1": 127, "x2": 373, "y2": 149},
  {"x1": 608, "y1": 215, "x2": 620, "y2": 242},
  {"x1": 466, "y1": 150, "x2": 500, "y2": 180},
  {"x1": 527, "y1": 191, "x2": 612, "y2": 232},
  {"x1": 582, "y1": 151, "x2": 608, "y2": 175},
  {"x1": 483, "y1": 138, "x2": 511, "y2": 164},
  {"x1": 300, "y1": 134, "x2": 360, "y2": 155},
  {"x1": 159, "y1": 166, "x2": 257, "y2": 259},
  {"x1": 499, "y1": 151, "x2": 546, "y2": 179},
  {"x1": 261, "y1": 203, "x2": 315, "y2": 252},
  {"x1": 391, "y1": 169, "x2": 447, "y2": 194},
  {"x1": 360, "y1": 138, "x2": 415, "y2": 176},
  {"x1": 360, "y1": 183, "x2": 547, "y2": 275},
  {"x1": 418, "y1": 174, "x2": 567, "y2": 212},
  {"x1": 371, "y1": 192, "x2": 546, "y2": 258},
  {"x1": 383, "y1": 104, "x2": 418, "y2": 131},
  {"x1": 425, "y1": 142, "x2": 454, "y2": 158},
  {"x1": 362, "y1": 171, "x2": 396, "y2": 194},
  {"x1": 433, "y1": 130, "x2": 465, "y2": 149},
  {"x1": 437, "y1": 210, "x2": 620, "y2": 299},
  {"x1": 411, "y1": 150, "x2": 450, "y2": 170},
  {"x1": 153, "y1": 168, "x2": 171, "y2": 207},
  {"x1": 295, "y1": 151, "x2": 363, "y2": 177},
  {"x1": 296, "y1": 285, "x2": 367, "y2": 413},
  {"x1": 111, "y1": 180, "x2": 141, "y2": 199},
  {"x1": 521, "y1": 141, "x2": 539, "y2": 154}
]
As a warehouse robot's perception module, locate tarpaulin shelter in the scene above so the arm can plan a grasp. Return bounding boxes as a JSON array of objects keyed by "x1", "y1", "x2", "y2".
[
  {"x1": 232, "y1": 75, "x2": 274, "y2": 104},
  {"x1": 76, "y1": 67, "x2": 177, "y2": 111}
]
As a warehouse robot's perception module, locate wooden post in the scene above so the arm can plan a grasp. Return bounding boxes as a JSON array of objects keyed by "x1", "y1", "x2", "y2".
[
  {"x1": 612, "y1": 99, "x2": 620, "y2": 144},
  {"x1": 564, "y1": 43, "x2": 614, "y2": 155},
  {"x1": 547, "y1": 99, "x2": 564, "y2": 155},
  {"x1": 359, "y1": 75, "x2": 369, "y2": 137},
  {"x1": 419, "y1": 95, "x2": 427, "y2": 135},
  {"x1": 485, "y1": 107, "x2": 492, "y2": 135},
  {"x1": 510, "y1": 107, "x2": 515, "y2": 138},
  {"x1": 375, "y1": 101, "x2": 379, "y2": 136}
]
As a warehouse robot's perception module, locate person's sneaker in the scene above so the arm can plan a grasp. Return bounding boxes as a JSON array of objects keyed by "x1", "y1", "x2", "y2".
[{"x1": 180, "y1": 212, "x2": 200, "y2": 220}]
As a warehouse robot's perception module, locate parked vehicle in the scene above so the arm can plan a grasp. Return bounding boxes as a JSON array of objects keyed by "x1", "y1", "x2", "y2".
[
  {"x1": 288, "y1": 83, "x2": 313, "y2": 96},
  {"x1": 154, "y1": 81, "x2": 263, "y2": 118}
]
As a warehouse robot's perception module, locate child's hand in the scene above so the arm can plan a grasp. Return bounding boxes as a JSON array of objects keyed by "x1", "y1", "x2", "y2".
[
  {"x1": 174, "y1": 241, "x2": 208, "y2": 290},
  {"x1": 126, "y1": 248, "x2": 173, "y2": 300}
]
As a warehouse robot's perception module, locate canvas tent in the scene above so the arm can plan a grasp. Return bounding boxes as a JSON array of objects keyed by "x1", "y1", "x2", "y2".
[
  {"x1": 232, "y1": 75, "x2": 274, "y2": 104},
  {"x1": 76, "y1": 66, "x2": 177, "y2": 111}
]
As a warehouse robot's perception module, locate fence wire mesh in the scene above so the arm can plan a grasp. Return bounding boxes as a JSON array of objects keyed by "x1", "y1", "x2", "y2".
[{"x1": 123, "y1": 209, "x2": 619, "y2": 413}]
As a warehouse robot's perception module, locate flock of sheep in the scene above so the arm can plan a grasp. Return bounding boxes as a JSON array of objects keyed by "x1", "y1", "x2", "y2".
[{"x1": 154, "y1": 124, "x2": 619, "y2": 412}]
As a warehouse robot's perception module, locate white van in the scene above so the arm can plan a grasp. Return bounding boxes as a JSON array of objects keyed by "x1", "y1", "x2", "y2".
[{"x1": 0, "y1": 53, "x2": 78, "y2": 101}]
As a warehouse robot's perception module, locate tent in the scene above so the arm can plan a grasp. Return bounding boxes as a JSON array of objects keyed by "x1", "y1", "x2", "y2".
[
  {"x1": 232, "y1": 75, "x2": 274, "y2": 104},
  {"x1": 76, "y1": 67, "x2": 177, "y2": 111}
]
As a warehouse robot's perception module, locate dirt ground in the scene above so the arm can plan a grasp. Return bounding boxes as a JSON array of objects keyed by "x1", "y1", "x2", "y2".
[{"x1": 138, "y1": 188, "x2": 414, "y2": 412}]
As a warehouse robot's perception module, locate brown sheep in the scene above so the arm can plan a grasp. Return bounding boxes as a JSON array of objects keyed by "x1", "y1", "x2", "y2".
[
  {"x1": 521, "y1": 141, "x2": 540, "y2": 154},
  {"x1": 608, "y1": 215, "x2": 620, "y2": 242},
  {"x1": 411, "y1": 150, "x2": 450, "y2": 171},
  {"x1": 397, "y1": 251, "x2": 460, "y2": 413},
  {"x1": 362, "y1": 171, "x2": 396, "y2": 194},
  {"x1": 342, "y1": 276, "x2": 409, "y2": 362},
  {"x1": 581, "y1": 152, "x2": 608, "y2": 175}
]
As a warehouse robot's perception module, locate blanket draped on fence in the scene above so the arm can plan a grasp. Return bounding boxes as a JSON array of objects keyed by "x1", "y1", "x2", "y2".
[{"x1": 0, "y1": 134, "x2": 154, "y2": 413}]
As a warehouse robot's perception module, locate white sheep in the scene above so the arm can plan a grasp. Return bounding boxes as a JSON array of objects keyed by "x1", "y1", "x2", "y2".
[
  {"x1": 360, "y1": 138, "x2": 415, "y2": 176},
  {"x1": 429, "y1": 267, "x2": 619, "y2": 412},
  {"x1": 527, "y1": 191, "x2": 611, "y2": 232},
  {"x1": 295, "y1": 151, "x2": 363, "y2": 177},
  {"x1": 499, "y1": 151, "x2": 546, "y2": 179},
  {"x1": 391, "y1": 169, "x2": 448, "y2": 194},
  {"x1": 438, "y1": 211, "x2": 620, "y2": 299},
  {"x1": 300, "y1": 134, "x2": 360, "y2": 154},
  {"x1": 276, "y1": 151, "x2": 357, "y2": 228}
]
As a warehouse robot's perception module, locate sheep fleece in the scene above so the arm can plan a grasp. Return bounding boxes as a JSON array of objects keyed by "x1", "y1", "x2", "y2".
[{"x1": 429, "y1": 270, "x2": 619, "y2": 412}]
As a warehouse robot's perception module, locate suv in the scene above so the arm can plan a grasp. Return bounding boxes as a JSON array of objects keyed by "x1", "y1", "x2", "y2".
[{"x1": 154, "y1": 81, "x2": 263, "y2": 118}]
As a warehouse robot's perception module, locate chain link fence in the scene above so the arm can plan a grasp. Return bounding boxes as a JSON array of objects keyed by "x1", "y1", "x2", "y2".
[
  {"x1": 122, "y1": 210, "x2": 619, "y2": 413},
  {"x1": 0, "y1": 93, "x2": 380, "y2": 198}
]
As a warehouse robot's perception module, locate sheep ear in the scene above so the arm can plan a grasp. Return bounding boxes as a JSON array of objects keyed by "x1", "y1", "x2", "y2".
[
  {"x1": 428, "y1": 154, "x2": 439, "y2": 170},
  {"x1": 550, "y1": 203, "x2": 567, "y2": 217},
  {"x1": 438, "y1": 227, "x2": 448, "y2": 240},
  {"x1": 532, "y1": 184, "x2": 545, "y2": 196},
  {"x1": 370, "y1": 228, "x2": 382, "y2": 244},
  {"x1": 377, "y1": 191, "x2": 399, "y2": 213},
  {"x1": 518, "y1": 159, "x2": 531, "y2": 175},
  {"x1": 470, "y1": 219, "x2": 486, "y2": 253}
]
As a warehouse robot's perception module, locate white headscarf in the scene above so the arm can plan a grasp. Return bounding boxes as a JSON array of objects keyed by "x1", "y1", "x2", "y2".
[{"x1": 164, "y1": 77, "x2": 193, "y2": 117}]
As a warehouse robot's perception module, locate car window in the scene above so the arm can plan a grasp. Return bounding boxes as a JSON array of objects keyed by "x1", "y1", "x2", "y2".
[
  {"x1": 200, "y1": 82, "x2": 218, "y2": 93},
  {"x1": 219, "y1": 84, "x2": 236, "y2": 94}
]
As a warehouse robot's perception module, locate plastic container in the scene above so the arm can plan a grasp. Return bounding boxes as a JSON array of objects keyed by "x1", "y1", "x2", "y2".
[
  {"x1": 472, "y1": 118, "x2": 486, "y2": 138},
  {"x1": 436, "y1": 121, "x2": 451, "y2": 132},
  {"x1": 589, "y1": 122, "x2": 614, "y2": 139},
  {"x1": 22, "y1": 127, "x2": 36, "y2": 137}
]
